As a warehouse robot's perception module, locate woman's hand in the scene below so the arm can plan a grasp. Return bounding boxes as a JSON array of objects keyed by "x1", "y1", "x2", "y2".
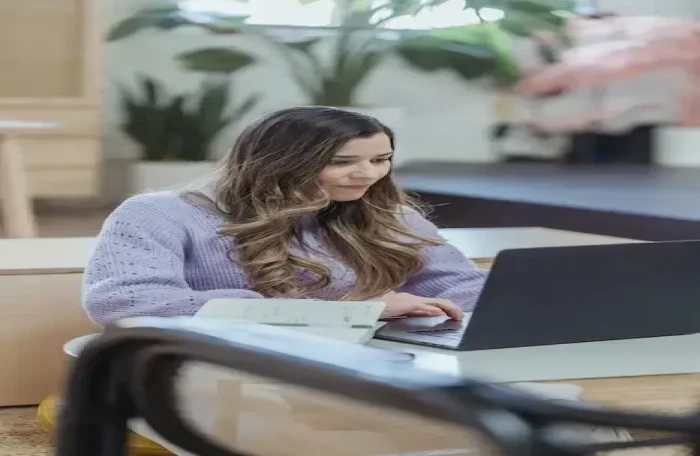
[{"x1": 377, "y1": 292, "x2": 463, "y2": 320}]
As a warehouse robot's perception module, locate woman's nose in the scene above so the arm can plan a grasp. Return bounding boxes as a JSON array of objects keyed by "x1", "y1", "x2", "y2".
[{"x1": 350, "y1": 162, "x2": 379, "y2": 179}]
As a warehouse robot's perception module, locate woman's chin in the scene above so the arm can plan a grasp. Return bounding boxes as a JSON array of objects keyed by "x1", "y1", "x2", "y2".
[{"x1": 329, "y1": 188, "x2": 369, "y2": 201}]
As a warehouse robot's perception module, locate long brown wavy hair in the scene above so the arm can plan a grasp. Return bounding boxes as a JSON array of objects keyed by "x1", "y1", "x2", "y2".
[{"x1": 207, "y1": 106, "x2": 443, "y2": 300}]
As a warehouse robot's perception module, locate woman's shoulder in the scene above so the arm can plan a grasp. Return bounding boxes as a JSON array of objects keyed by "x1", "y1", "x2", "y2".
[
  {"x1": 112, "y1": 190, "x2": 191, "y2": 215},
  {"x1": 106, "y1": 191, "x2": 216, "y2": 231}
]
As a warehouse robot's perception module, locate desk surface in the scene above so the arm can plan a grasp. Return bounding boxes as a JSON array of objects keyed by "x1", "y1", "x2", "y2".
[
  {"x1": 370, "y1": 336, "x2": 700, "y2": 417},
  {"x1": 0, "y1": 121, "x2": 57, "y2": 133},
  {"x1": 440, "y1": 227, "x2": 640, "y2": 259},
  {"x1": 370, "y1": 334, "x2": 700, "y2": 382},
  {"x1": 0, "y1": 227, "x2": 635, "y2": 275},
  {"x1": 0, "y1": 237, "x2": 97, "y2": 275}
]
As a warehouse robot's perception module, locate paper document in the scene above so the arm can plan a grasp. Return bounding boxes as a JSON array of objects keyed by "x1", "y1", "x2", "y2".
[
  {"x1": 300, "y1": 323, "x2": 387, "y2": 344},
  {"x1": 195, "y1": 298, "x2": 386, "y2": 344}
]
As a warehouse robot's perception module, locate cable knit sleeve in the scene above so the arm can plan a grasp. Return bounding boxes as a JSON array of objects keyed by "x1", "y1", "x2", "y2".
[
  {"x1": 395, "y1": 210, "x2": 488, "y2": 311},
  {"x1": 82, "y1": 197, "x2": 263, "y2": 325}
]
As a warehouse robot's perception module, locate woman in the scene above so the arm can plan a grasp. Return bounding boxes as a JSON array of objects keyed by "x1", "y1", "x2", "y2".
[{"x1": 83, "y1": 107, "x2": 487, "y2": 325}]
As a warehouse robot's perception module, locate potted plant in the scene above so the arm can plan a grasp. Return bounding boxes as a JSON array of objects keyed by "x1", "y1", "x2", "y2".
[
  {"x1": 108, "y1": 0, "x2": 574, "y2": 153},
  {"x1": 119, "y1": 75, "x2": 259, "y2": 193},
  {"x1": 104, "y1": 1, "x2": 508, "y2": 129}
]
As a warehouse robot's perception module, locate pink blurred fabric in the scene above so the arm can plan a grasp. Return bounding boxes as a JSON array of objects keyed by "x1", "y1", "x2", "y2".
[{"x1": 517, "y1": 16, "x2": 700, "y2": 127}]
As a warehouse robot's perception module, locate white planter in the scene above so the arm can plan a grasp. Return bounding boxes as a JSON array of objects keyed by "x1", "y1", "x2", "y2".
[
  {"x1": 130, "y1": 161, "x2": 216, "y2": 194},
  {"x1": 654, "y1": 127, "x2": 700, "y2": 166}
]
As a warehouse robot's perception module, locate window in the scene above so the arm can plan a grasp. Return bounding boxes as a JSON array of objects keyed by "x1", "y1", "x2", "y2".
[
  {"x1": 376, "y1": 2, "x2": 505, "y2": 30},
  {"x1": 182, "y1": 0, "x2": 593, "y2": 29},
  {"x1": 181, "y1": 0, "x2": 335, "y2": 26},
  {"x1": 374, "y1": 0, "x2": 593, "y2": 30}
]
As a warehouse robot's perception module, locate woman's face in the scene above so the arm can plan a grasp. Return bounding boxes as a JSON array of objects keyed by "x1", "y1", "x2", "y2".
[{"x1": 318, "y1": 133, "x2": 393, "y2": 201}]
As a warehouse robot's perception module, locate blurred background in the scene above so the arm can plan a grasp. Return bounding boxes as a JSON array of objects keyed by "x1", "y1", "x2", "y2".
[{"x1": 2, "y1": 0, "x2": 700, "y2": 240}]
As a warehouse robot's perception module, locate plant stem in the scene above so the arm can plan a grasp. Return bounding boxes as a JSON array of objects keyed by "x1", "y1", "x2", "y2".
[{"x1": 263, "y1": 35, "x2": 321, "y2": 99}]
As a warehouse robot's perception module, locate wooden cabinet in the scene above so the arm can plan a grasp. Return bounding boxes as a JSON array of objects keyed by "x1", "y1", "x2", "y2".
[
  {"x1": 0, "y1": 0, "x2": 101, "y2": 199},
  {"x1": 0, "y1": 237, "x2": 99, "y2": 406}
]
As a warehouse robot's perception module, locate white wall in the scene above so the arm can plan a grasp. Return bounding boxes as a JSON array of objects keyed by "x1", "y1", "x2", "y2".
[
  {"x1": 99, "y1": 0, "x2": 700, "y2": 199},
  {"x1": 102, "y1": 0, "x2": 504, "y2": 166}
]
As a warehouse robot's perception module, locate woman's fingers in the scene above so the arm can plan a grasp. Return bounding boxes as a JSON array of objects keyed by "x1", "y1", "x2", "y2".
[
  {"x1": 413, "y1": 304, "x2": 446, "y2": 317},
  {"x1": 425, "y1": 299, "x2": 463, "y2": 320}
]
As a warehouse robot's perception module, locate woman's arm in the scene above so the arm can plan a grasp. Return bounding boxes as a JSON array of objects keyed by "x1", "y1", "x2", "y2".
[
  {"x1": 394, "y1": 210, "x2": 488, "y2": 311},
  {"x1": 82, "y1": 196, "x2": 262, "y2": 325}
]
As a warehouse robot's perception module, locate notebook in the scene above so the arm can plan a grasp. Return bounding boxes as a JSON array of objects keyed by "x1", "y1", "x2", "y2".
[{"x1": 195, "y1": 298, "x2": 387, "y2": 344}]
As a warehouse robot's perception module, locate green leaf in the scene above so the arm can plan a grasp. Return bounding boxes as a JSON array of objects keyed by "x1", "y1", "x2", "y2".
[
  {"x1": 177, "y1": 48, "x2": 255, "y2": 73},
  {"x1": 386, "y1": 0, "x2": 424, "y2": 17},
  {"x1": 117, "y1": 75, "x2": 253, "y2": 161},
  {"x1": 432, "y1": 23, "x2": 498, "y2": 44},
  {"x1": 463, "y1": 0, "x2": 510, "y2": 10},
  {"x1": 396, "y1": 35, "x2": 497, "y2": 80},
  {"x1": 141, "y1": 75, "x2": 164, "y2": 106},
  {"x1": 498, "y1": 15, "x2": 530, "y2": 37},
  {"x1": 396, "y1": 23, "x2": 523, "y2": 84},
  {"x1": 201, "y1": 15, "x2": 248, "y2": 33},
  {"x1": 105, "y1": 4, "x2": 249, "y2": 41},
  {"x1": 198, "y1": 79, "x2": 230, "y2": 137},
  {"x1": 481, "y1": 24, "x2": 523, "y2": 83},
  {"x1": 507, "y1": 0, "x2": 576, "y2": 14},
  {"x1": 280, "y1": 38, "x2": 321, "y2": 54},
  {"x1": 499, "y1": 9, "x2": 567, "y2": 40},
  {"x1": 106, "y1": 4, "x2": 183, "y2": 41},
  {"x1": 230, "y1": 94, "x2": 261, "y2": 120},
  {"x1": 106, "y1": 16, "x2": 154, "y2": 41},
  {"x1": 213, "y1": 94, "x2": 260, "y2": 137}
]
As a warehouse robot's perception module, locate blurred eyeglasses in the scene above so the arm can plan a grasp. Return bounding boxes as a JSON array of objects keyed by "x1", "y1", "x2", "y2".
[{"x1": 55, "y1": 317, "x2": 700, "y2": 456}]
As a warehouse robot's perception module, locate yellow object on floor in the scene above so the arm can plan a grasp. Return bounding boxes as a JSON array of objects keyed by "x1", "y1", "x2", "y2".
[{"x1": 37, "y1": 394, "x2": 172, "y2": 456}]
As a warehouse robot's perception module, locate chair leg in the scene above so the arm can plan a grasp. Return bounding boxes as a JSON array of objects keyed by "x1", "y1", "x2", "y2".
[{"x1": 0, "y1": 135, "x2": 36, "y2": 238}]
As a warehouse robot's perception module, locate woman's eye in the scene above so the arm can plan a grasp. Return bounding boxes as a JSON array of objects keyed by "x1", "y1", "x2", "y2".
[{"x1": 329, "y1": 157, "x2": 391, "y2": 166}]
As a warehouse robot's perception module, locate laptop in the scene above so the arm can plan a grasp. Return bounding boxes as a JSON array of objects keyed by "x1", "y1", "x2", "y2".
[{"x1": 374, "y1": 240, "x2": 700, "y2": 351}]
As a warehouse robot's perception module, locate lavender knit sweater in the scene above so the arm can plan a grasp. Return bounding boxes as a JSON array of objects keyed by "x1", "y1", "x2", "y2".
[{"x1": 82, "y1": 192, "x2": 487, "y2": 325}]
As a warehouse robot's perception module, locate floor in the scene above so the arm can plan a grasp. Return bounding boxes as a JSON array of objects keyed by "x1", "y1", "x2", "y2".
[{"x1": 0, "y1": 407, "x2": 52, "y2": 456}]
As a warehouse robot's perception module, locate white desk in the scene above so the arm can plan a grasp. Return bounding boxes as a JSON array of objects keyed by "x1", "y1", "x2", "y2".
[
  {"x1": 370, "y1": 335, "x2": 700, "y2": 383},
  {"x1": 439, "y1": 227, "x2": 641, "y2": 260},
  {"x1": 0, "y1": 236, "x2": 96, "y2": 275}
]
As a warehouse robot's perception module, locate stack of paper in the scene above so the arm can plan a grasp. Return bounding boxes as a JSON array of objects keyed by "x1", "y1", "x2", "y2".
[{"x1": 194, "y1": 298, "x2": 387, "y2": 344}]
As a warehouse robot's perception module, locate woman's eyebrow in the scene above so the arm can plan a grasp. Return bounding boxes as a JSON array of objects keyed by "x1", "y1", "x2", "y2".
[{"x1": 334, "y1": 152, "x2": 394, "y2": 158}]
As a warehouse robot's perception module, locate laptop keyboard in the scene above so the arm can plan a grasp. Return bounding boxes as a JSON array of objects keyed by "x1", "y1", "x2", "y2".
[{"x1": 411, "y1": 327, "x2": 467, "y2": 341}]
